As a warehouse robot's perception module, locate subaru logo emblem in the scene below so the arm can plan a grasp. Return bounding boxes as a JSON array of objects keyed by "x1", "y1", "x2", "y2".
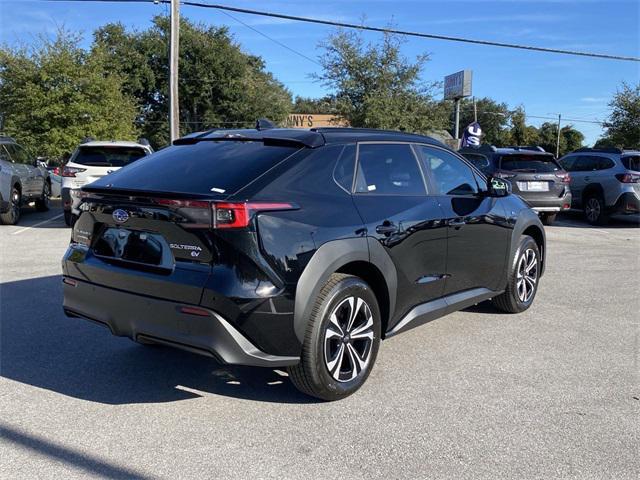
[{"x1": 112, "y1": 209, "x2": 129, "y2": 224}]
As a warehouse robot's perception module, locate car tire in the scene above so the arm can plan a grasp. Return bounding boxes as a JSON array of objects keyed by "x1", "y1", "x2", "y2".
[
  {"x1": 584, "y1": 194, "x2": 609, "y2": 225},
  {"x1": 288, "y1": 273, "x2": 381, "y2": 401},
  {"x1": 541, "y1": 213, "x2": 556, "y2": 225},
  {"x1": 0, "y1": 187, "x2": 21, "y2": 225},
  {"x1": 64, "y1": 210, "x2": 72, "y2": 227},
  {"x1": 492, "y1": 235, "x2": 541, "y2": 314},
  {"x1": 35, "y1": 182, "x2": 51, "y2": 212}
]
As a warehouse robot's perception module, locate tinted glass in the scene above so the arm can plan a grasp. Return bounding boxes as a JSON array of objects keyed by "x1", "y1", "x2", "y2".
[
  {"x1": 499, "y1": 154, "x2": 560, "y2": 173},
  {"x1": 0, "y1": 145, "x2": 11, "y2": 163},
  {"x1": 5, "y1": 144, "x2": 31, "y2": 165},
  {"x1": 559, "y1": 155, "x2": 577, "y2": 171},
  {"x1": 73, "y1": 146, "x2": 147, "y2": 167},
  {"x1": 355, "y1": 143, "x2": 425, "y2": 195},
  {"x1": 333, "y1": 144, "x2": 356, "y2": 192},
  {"x1": 593, "y1": 156, "x2": 615, "y2": 170},
  {"x1": 90, "y1": 141, "x2": 300, "y2": 195},
  {"x1": 622, "y1": 156, "x2": 640, "y2": 171},
  {"x1": 418, "y1": 146, "x2": 478, "y2": 196},
  {"x1": 573, "y1": 156, "x2": 597, "y2": 172},
  {"x1": 462, "y1": 153, "x2": 492, "y2": 174}
]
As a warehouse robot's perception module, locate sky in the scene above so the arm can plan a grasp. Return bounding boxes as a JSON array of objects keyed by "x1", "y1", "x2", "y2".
[{"x1": 0, "y1": 0, "x2": 639, "y2": 145}]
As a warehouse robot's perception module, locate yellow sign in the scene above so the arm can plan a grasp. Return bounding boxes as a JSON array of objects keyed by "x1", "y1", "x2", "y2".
[{"x1": 285, "y1": 114, "x2": 347, "y2": 129}]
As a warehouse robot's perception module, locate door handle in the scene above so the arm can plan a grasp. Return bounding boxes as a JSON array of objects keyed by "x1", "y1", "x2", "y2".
[
  {"x1": 376, "y1": 221, "x2": 398, "y2": 235},
  {"x1": 584, "y1": 176, "x2": 590, "y2": 181},
  {"x1": 449, "y1": 218, "x2": 466, "y2": 228}
]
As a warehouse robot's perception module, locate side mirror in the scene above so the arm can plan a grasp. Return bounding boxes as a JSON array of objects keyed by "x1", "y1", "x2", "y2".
[{"x1": 487, "y1": 176, "x2": 511, "y2": 197}]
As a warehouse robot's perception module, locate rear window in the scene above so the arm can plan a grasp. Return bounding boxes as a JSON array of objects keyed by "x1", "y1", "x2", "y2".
[
  {"x1": 461, "y1": 153, "x2": 492, "y2": 174},
  {"x1": 90, "y1": 141, "x2": 300, "y2": 195},
  {"x1": 622, "y1": 156, "x2": 640, "y2": 171},
  {"x1": 499, "y1": 154, "x2": 560, "y2": 173},
  {"x1": 73, "y1": 146, "x2": 147, "y2": 167}
]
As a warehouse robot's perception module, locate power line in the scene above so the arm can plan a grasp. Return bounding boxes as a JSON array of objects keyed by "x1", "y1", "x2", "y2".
[
  {"x1": 41, "y1": 0, "x2": 639, "y2": 62},
  {"x1": 215, "y1": 9, "x2": 322, "y2": 67}
]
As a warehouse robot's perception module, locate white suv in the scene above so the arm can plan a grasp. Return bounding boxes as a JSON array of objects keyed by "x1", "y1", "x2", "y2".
[{"x1": 62, "y1": 139, "x2": 153, "y2": 225}]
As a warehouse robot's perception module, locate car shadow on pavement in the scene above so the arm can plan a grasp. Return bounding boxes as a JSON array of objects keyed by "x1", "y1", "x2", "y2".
[
  {"x1": 554, "y1": 211, "x2": 640, "y2": 229},
  {"x1": 0, "y1": 275, "x2": 319, "y2": 405}
]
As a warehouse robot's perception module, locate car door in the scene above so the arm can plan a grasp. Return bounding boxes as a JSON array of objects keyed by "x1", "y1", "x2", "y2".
[
  {"x1": 350, "y1": 142, "x2": 448, "y2": 322},
  {"x1": 14, "y1": 144, "x2": 43, "y2": 196},
  {"x1": 3, "y1": 144, "x2": 33, "y2": 196},
  {"x1": 415, "y1": 144, "x2": 510, "y2": 295},
  {"x1": 566, "y1": 156, "x2": 594, "y2": 205}
]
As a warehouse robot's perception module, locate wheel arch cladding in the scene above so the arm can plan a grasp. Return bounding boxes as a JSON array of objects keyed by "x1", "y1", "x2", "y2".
[
  {"x1": 520, "y1": 220, "x2": 546, "y2": 277},
  {"x1": 293, "y1": 237, "x2": 398, "y2": 343}
]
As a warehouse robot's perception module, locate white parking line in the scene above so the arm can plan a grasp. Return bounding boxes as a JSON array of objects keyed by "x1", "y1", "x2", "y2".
[{"x1": 11, "y1": 213, "x2": 64, "y2": 235}]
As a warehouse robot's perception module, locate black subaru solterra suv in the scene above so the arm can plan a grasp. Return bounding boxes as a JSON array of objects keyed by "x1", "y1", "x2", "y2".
[{"x1": 63, "y1": 127, "x2": 546, "y2": 401}]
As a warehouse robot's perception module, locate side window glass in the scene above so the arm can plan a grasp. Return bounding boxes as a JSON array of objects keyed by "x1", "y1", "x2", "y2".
[
  {"x1": 594, "y1": 156, "x2": 614, "y2": 170},
  {"x1": 559, "y1": 156, "x2": 576, "y2": 172},
  {"x1": 462, "y1": 153, "x2": 492, "y2": 174},
  {"x1": 417, "y1": 146, "x2": 478, "y2": 196},
  {"x1": 333, "y1": 144, "x2": 356, "y2": 192},
  {"x1": 0, "y1": 145, "x2": 12, "y2": 163},
  {"x1": 11, "y1": 145, "x2": 31, "y2": 165},
  {"x1": 574, "y1": 156, "x2": 593, "y2": 172},
  {"x1": 355, "y1": 143, "x2": 426, "y2": 195}
]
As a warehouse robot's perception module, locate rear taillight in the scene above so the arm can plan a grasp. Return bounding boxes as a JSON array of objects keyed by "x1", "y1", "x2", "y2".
[
  {"x1": 52, "y1": 167, "x2": 60, "y2": 176},
  {"x1": 615, "y1": 173, "x2": 640, "y2": 183},
  {"x1": 556, "y1": 172, "x2": 571, "y2": 184},
  {"x1": 62, "y1": 166, "x2": 87, "y2": 177},
  {"x1": 213, "y1": 202, "x2": 295, "y2": 229},
  {"x1": 150, "y1": 198, "x2": 295, "y2": 229}
]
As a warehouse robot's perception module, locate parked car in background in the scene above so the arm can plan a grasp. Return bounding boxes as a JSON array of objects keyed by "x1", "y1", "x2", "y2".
[
  {"x1": 558, "y1": 147, "x2": 640, "y2": 225},
  {"x1": 0, "y1": 136, "x2": 51, "y2": 225},
  {"x1": 62, "y1": 139, "x2": 153, "y2": 226},
  {"x1": 459, "y1": 145, "x2": 571, "y2": 225},
  {"x1": 63, "y1": 127, "x2": 545, "y2": 401}
]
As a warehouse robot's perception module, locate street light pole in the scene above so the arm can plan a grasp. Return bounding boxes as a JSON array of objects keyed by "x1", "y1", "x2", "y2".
[
  {"x1": 555, "y1": 113, "x2": 561, "y2": 158},
  {"x1": 169, "y1": 0, "x2": 180, "y2": 142}
]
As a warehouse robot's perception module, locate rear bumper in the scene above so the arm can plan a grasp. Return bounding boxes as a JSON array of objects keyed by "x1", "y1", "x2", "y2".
[
  {"x1": 62, "y1": 277, "x2": 299, "y2": 367},
  {"x1": 523, "y1": 190, "x2": 572, "y2": 212},
  {"x1": 611, "y1": 192, "x2": 640, "y2": 214}
]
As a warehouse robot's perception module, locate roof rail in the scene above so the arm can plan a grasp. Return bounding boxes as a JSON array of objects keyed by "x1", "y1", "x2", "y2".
[
  {"x1": 459, "y1": 144, "x2": 498, "y2": 153},
  {"x1": 503, "y1": 145, "x2": 546, "y2": 152},
  {"x1": 573, "y1": 147, "x2": 624, "y2": 154}
]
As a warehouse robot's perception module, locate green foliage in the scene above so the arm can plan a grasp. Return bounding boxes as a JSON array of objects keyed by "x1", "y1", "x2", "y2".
[
  {"x1": 597, "y1": 82, "x2": 640, "y2": 149},
  {"x1": 315, "y1": 29, "x2": 446, "y2": 133},
  {"x1": 291, "y1": 95, "x2": 337, "y2": 114},
  {"x1": 94, "y1": 16, "x2": 293, "y2": 147},
  {"x1": 0, "y1": 30, "x2": 138, "y2": 160},
  {"x1": 455, "y1": 97, "x2": 511, "y2": 145}
]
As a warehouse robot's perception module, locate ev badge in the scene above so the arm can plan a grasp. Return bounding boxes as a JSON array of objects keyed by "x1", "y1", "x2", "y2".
[{"x1": 112, "y1": 209, "x2": 129, "y2": 224}]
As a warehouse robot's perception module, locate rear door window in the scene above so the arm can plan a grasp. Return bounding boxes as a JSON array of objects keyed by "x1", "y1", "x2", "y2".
[
  {"x1": 593, "y1": 156, "x2": 615, "y2": 170},
  {"x1": 499, "y1": 154, "x2": 560, "y2": 173},
  {"x1": 417, "y1": 146, "x2": 479, "y2": 196},
  {"x1": 72, "y1": 146, "x2": 148, "y2": 167},
  {"x1": 89, "y1": 141, "x2": 301, "y2": 195},
  {"x1": 621, "y1": 156, "x2": 640, "y2": 171},
  {"x1": 354, "y1": 143, "x2": 426, "y2": 195}
]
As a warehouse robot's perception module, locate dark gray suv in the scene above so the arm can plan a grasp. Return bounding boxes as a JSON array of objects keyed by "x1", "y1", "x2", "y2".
[
  {"x1": 0, "y1": 136, "x2": 51, "y2": 225},
  {"x1": 558, "y1": 148, "x2": 640, "y2": 225}
]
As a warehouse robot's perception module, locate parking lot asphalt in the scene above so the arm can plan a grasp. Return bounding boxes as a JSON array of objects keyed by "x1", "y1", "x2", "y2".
[{"x1": 1, "y1": 201, "x2": 638, "y2": 480}]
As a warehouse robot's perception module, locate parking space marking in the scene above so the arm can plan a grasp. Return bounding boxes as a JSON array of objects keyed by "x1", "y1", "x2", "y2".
[{"x1": 11, "y1": 213, "x2": 64, "y2": 235}]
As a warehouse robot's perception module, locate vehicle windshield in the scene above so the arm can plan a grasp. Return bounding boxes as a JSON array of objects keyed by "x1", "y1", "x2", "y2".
[
  {"x1": 499, "y1": 154, "x2": 560, "y2": 173},
  {"x1": 87, "y1": 140, "x2": 301, "y2": 195},
  {"x1": 621, "y1": 155, "x2": 640, "y2": 172},
  {"x1": 72, "y1": 146, "x2": 147, "y2": 167}
]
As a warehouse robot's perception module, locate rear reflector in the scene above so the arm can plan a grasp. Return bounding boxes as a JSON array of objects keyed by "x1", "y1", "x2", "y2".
[{"x1": 179, "y1": 306, "x2": 211, "y2": 317}]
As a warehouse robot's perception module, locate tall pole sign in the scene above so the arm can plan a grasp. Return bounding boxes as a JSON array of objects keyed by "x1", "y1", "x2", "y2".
[
  {"x1": 169, "y1": 0, "x2": 180, "y2": 142},
  {"x1": 444, "y1": 70, "x2": 473, "y2": 142}
]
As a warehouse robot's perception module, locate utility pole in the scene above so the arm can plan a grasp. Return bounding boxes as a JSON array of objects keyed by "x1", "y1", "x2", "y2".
[
  {"x1": 169, "y1": 0, "x2": 180, "y2": 142},
  {"x1": 473, "y1": 97, "x2": 477, "y2": 123},
  {"x1": 454, "y1": 98, "x2": 461, "y2": 139},
  {"x1": 555, "y1": 113, "x2": 561, "y2": 158}
]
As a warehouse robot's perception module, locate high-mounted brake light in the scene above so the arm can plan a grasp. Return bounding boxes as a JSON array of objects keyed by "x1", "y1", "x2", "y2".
[
  {"x1": 213, "y1": 202, "x2": 295, "y2": 229},
  {"x1": 615, "y1": 173, "x2": 640, "y2": 183}
]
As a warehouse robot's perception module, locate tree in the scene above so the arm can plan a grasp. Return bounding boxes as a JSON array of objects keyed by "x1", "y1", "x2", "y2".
[
  {"x1": 291, "y1": 95, "x2": 337, "y2": 114},
  {"x1": 0, "y1": 31, "x2": 138, "y2": 160},
  {"x1": 561, "y1": 125, "x2": 584, "y2": 154},
  {"x1": 538, "y1": 122, "x2": 566, "y2": 156},
  {"x1": 314, "y1": 29, "x2": 446, "y2": 133},
  {"x1": 508, "y1": 107, "x2": 540, "y2": 146},
  {"x1": 94, "y1": 16, "x2": 293, "y2": 147},
  {"x1": 596, "y1": 82, "x2": 640, "y2": 149}
]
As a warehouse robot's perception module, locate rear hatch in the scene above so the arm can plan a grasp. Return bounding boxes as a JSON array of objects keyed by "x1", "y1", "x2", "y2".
[
  {"x1": 66, "y1": 145, "x2": 148, "y2": 186},
  {"x1": 65, "y1": 140, "x2": 302, "y2": 302},
  {"x1": 496, "y1": 153, "x2": 568, "y2": 202}
]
